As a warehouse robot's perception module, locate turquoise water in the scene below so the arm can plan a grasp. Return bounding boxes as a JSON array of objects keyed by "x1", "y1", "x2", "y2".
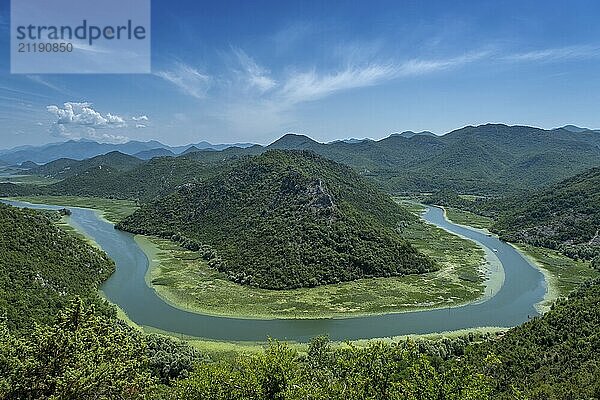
[{"x1": 4, "y1": 200, "x2": 545, "y2": 342}]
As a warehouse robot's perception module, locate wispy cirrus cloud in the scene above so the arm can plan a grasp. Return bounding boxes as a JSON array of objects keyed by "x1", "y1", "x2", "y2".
[
  {"x1": 26, "y1": 75, "x2": 73, "y2": 96},
  {"x1": 278, "y1": 51, "x2": 488, "y2": 105},
  {"x1": 504, "y1": 45, "x2": 600, "y2": 62},
  {"x1": 156, "y1": 62, "x2": 211, "y2": 99},
  {"x1": 232, "y1": 47, "x2": 277, "y2": 93},
  {"x1": 279, "y1": 64, "x2": 396, "y2": 104},
  {"x1": 206, "y1": 49, "x2": 491, "y2": 136}
]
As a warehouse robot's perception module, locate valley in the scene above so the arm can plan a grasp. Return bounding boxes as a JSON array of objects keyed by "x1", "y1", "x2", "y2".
[
  {"x1": 3, "y1": 197, "x2": 537, "y2": 342},
  {"x1": 2, "y1": 124, "x2": 600, "y2": 399},
  {"x1": 4, "y1": 2, "x2": 600, "y2": 396}
]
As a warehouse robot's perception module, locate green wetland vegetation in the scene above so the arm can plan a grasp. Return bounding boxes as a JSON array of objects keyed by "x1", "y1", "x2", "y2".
[
  {"x1": 1, "y1": 201, "x2": 599, "y2": 399},
  {"x1": 444, "y1": 207, "x2": 494, "y2": 231},
  {"x1": 140, "y1": 215, "x2": 487, "y2": 319},
  {"x1": 2, "y1": 123, "x2": 600, "y2": 398},
  {"x1": 7, "y1": 195, "x2": 138, "y2": 223}
]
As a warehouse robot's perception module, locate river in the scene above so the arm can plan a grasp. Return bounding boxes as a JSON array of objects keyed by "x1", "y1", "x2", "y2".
[{"x1": 3, "y1": 200, "x2": 546, "y2": 342}]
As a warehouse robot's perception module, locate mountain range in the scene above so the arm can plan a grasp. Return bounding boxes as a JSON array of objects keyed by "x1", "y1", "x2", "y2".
[
  {"x1": 4, "y1": 124, "x2": 600, "y2": 197},
  {"x1": 0, "y1": 139, "x2": 256, "y2": 165}
]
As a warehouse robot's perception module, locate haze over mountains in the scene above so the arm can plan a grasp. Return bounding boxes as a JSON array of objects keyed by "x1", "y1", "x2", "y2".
[
  {"x1": 0, "y1": 139, "x2": 256, "y2": 165},
  {"x1": 4, "y1": 124, "x2": 600, "y2": 198}
]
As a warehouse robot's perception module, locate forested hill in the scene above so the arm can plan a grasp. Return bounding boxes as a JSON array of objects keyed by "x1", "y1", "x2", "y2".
[
  {"x1": 265, "y1": 124, "x2": 600, "y2": 194},
  {"x1": 9, "y1": 123, "x2": 600, "y2": 198},
  {"x1": 467, "y1": 278, "x2": 600, "y2": 399},
  {"x1": 44, "y1": 156, "x2": 227, "y2": 201},
  {"x1": 427, "y1": 167, "x2": 600, "y2": 264},
  {"x1": 0, "y1": 203, "x2": 115, "y2": 333},
  {"x1": 117, "y1": 150, "x2": 435, "y2": 289},
  {"x1": 489, "y1": 167, "x2": 600, "y2": 261},
  {"x1": 29, "y1": 151, "x2": 143, "y2": 179}
]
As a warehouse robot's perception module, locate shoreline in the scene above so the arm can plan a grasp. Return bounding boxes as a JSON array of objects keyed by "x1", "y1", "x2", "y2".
[
  {"x1": 427, "y1": 206, "x2": 505, "y2": 303},
  {"x1": 4, "y1": 197, "x2": 536, "y2": 347},
  {"x1": 436, "y1": 205, "x2": 558, "y2": 315},
  {"x1": 135, "y1": 228, "x2": 496, "y2": 320},
  {"x1": 4, "y1": 197, "x2": 507, "y2": 322}
]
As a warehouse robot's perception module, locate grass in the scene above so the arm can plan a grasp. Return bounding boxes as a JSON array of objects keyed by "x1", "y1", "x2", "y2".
[
  {"x1": 516, "y1": 244, "x2": 600, "y2": 312},
  {"x1": 439, "y1": 205, "x2": 600, "y2": 311},
  {"x1": 13, "y1": 195, "x2": 502, "y2": 355},
  {"x1": 444, "y1": 207, "x2": 494, "y2": 230},
  {"x1": 7, "y1": 195, "x2": 138, "y2": 223},
  {"x1": 138, "y1": 212, "x2": 489, "y2": 319},
  {"x1": 0, "y1": 174, "x2": 60, "y2": 186}
]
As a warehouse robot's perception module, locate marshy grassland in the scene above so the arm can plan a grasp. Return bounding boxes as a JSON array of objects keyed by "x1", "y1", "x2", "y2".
[
  {"x1": 439, "y1": 206, "x2": 600, "y2": 310},
  {"x1": 444, "y1": 207, "x2": 494, "y2": 230},
  {"x1": 7, "y1": 195, "x2": 138, "y2": 223},
  {"x1": 138, "y1": 215, "x2": 489, "y2": 320},
  {"x1": 0, "y1": 174, "x2": 60, "y2": 186}
]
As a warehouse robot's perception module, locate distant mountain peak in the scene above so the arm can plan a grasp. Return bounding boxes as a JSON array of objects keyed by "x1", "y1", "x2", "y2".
[
  {"x1": 558, "y1": 125, "x2": 599, "y2": 133},
  {"x1": 182, "y1": 146, "x2": 201, "y2": 155},
  {"x1": 389, "y1": 131, "x2": 436, "y2": 139},
  {"x1": 268, "y1": 133, "x2": 320, "y2": 149}
]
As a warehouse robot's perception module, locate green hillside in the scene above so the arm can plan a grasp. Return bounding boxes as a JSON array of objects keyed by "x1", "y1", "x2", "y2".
[
  {"x1": 490, "y1": 167, "x2": 600, "y2": 261},
  {"x1": 30, "y1": 151, "x2": 143, "y2": 179},
  {"x1": 9, "y1": 124, "x2": 600, "y2": 199},
  {"x1": 117, "y1": 150, "x2": 435, "y2": 289},
  {"x1": 44, "y1": 156, "x2": 225, "y2": 201},
  {"x1": 426, "y1": 168, "x2": 600, "y2": 264},
  {"x1": 0, "y1": 203, "x2": 114, "y2": 333},
  {"x1": 267, "y1": 125, "x2": 600, "y2": 194},
  {"x1": 468, "y1": 279, "x2": 600, "y2": 399}
]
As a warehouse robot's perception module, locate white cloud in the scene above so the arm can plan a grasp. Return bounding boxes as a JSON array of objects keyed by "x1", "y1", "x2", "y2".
[
  {"x1": 279, "y1": 64, "x2": 395, "y2": 105},
  {"x1": 135, "y1": 124, "x2": 147, "y2": 128},
  {"x1": 277, "y1": 52, "x2": 487, "y2": 106},
  {"x1": 232, "y1": 48, "x2": 277, "y2": 93},
  {"x1": 46, "y1": 102, "x2": 129, "y2": 142},
  {"x1": 504, "y1": 45, "x2": 600, "y2": 62},
  {"x1": 132, "y1": 115, "x2": 149, "y2": 122},
  {"x1": 207, "y1": 50, "x2": 490, "y2": 137},
  {"x1": 156, "y1": 62, "x2": 211, "y2": 99},
  {"x1": 47, "y1": 102, "x2": 126, "y2": 128}
]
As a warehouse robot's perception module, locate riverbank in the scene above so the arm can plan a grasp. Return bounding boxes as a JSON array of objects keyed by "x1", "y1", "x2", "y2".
[
  {"x1": 136, "y1": 213, "x2": 491, "y2": 320},
  {"x1": 4, "y1": 197, "x2": 505, "y2": 320},
  {"x1": 7, "y1": 195, "x2": 138, "y2": 224},
  {"x1": 103, "y1": 293, "x2": 507, "y2": 360},
  {"x1": 3, "y1": 197, "x2": 546, "y2": 349},
  {"x1": 438, "y1": 206, "x2": 600, "y2": 312}
]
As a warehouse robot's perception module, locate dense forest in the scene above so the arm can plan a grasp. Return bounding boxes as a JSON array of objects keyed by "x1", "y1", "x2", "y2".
[
  {"x1": 1, "y1": 233, "x2": 598, "y2": 399},
  {"x1": 266, "y1": 124, "x2": 600, "y2": 194},
  {"x1": 2, "y1": 147, "x2": 600, "y2": 397},
  {"x1": 0, "y1": 203, "x2": 115, "y2": 332},
  {"x1": 1, "y1": 153, "x2": 240, "y2": 202},
  {"x1": 490, "y1": 168, "x2": 600, "y2": 262},
  {"x1": 466, "y1": 279, "x2": 600, "y2": 399},
  {"x1": 117, "y1": 150, "x2": 435, "y2": 289},
  {"x1": 29, "y1": 151, "x2": 144, "y2": 179}
]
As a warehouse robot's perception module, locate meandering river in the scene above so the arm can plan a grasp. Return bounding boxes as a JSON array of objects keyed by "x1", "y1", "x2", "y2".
[{"x1": 4, "y1": 200, "x2": 546, "y2": 342}]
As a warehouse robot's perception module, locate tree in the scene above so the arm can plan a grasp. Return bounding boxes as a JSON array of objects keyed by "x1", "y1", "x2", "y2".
[{"x1": 0, "y1": 298, "x2": 155, "y2": 400}]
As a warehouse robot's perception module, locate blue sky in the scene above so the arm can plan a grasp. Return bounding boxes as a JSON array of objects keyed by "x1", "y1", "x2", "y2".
[{"x1": 0, "y1": 0, "x2": 599, "y2": 148}]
